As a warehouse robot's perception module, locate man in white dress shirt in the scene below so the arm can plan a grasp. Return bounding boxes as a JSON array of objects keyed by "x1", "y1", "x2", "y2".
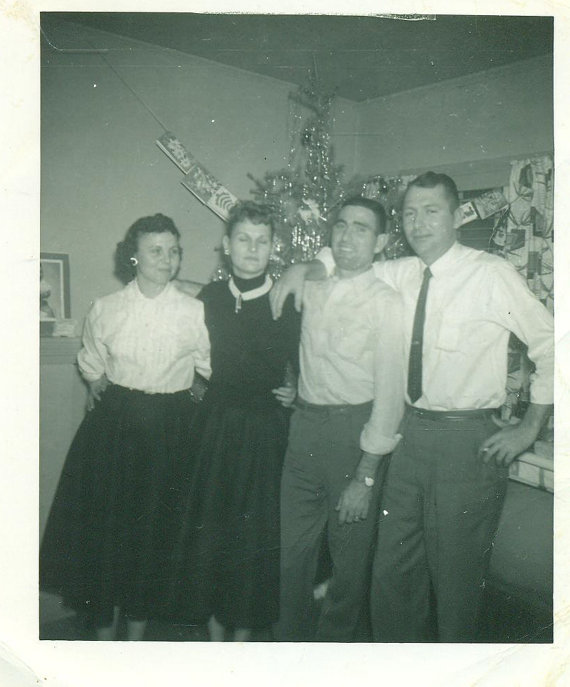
[
  {"x1": 270, "y1": 172, "x2": 554, "y2": 642},
  {"x1": 276, "y1": 197, "x2": 405, "y2": 642}
]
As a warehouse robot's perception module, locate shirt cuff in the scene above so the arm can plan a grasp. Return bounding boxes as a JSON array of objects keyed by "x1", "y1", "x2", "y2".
[
  {"x1": 77, "y1": 353, "x2": 105, "y2": 382},
  {"x1": 360, "y1": 425, "x2": 402, "y2": 456},
  {"x1": 79, "y1": 369, "x2": 104, "y2": 383},
  {"x1": 529, "y1": 386, "x2": 554, "y2": 406}
]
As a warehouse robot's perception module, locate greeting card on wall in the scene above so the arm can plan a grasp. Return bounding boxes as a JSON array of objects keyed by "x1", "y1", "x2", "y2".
[
  {"x1": 40, "y1": 253, "x2": 73, "y2": 336},
  {"x1": 156, "y1": 132, "x2": 238, "y2": 220},
  {"x1": 40, "y1": 253, "x2": 70, "y2": 322}
]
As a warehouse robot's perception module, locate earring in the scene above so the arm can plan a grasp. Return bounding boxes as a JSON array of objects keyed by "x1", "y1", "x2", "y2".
[
  {"x1": 224, "y1": 249, "x2": 230, "y2": 256},
  {"x1": 130, "y1": 257, "x2": 138, "y2": 266}
]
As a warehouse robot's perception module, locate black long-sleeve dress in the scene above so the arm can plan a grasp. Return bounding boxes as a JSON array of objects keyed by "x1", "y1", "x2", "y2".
[{"x1": 168, "y1": 273, "x2": 300, "y2": 630}]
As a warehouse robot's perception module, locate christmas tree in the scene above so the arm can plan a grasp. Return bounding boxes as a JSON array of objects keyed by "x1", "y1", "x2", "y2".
[
  {"x1": 248, "y1": 71, "x2": 346, "y2": 277},
  {"x1": 212, "y1": 72, "x2": 411, "y2": 281},
  {"x1": 354, "y1": 174, "x2": 414, "y2": 260}
]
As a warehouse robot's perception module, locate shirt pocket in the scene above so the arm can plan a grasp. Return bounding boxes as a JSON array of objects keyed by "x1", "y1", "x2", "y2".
[
  {"x1": 435, "y1": 308, "x2": 490, "y2": 354},
  {"x1": 434, "y1": 315, "x2": 463, "y2": 352},
  {"x1": 331, "y1": 320, "x2": 375, "y2": 362}
]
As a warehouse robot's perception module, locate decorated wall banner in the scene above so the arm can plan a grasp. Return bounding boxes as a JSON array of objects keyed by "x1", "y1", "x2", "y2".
[{"x1": 156, "y1": 132, "x2": 238, "y2": 220}]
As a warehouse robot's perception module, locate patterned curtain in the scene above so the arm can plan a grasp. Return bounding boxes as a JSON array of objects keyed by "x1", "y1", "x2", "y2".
[
  {"x1": 492, "y1": 155, "x2": 554, "y2": 424},
  {"x1": 492, "y1": 155, "x2": 554, "y2": 313}
]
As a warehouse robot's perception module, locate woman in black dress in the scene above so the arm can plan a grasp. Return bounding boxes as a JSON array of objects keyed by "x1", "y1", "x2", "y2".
[{"x1": 172, "y1": 201, "x2": 300, "y2": 641}]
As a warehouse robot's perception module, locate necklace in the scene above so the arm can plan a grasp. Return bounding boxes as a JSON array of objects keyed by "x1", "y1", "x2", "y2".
[{"x1": 228, "y1": 275, "x2": 273, "y2": 314}]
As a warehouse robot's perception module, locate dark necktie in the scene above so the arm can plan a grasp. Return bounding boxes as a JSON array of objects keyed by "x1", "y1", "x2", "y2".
[{"x1": 407, "y1": 267, "x2": 432, "y2": 403}]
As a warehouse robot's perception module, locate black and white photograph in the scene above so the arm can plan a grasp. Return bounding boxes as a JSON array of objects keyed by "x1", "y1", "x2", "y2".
[
  {"x1": 2, "y1": 2, "x2": 570, "y2": 686},
  {"x1": 40, "y1": 253, "x2": 70, "y2": 323}
]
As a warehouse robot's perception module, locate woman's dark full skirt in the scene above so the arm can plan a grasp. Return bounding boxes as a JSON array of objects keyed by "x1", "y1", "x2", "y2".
[
  {"x1": 40, "y1": 384, "x2": 196, "y2": 627},
  {"x1": 167, "y1": 390, "x2": 290, "y2": 630}
]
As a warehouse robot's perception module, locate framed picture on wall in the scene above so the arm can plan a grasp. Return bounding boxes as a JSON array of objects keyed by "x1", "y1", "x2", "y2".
[{"x1": 40, "y1": 253, "x2": 70, "y2": 323}]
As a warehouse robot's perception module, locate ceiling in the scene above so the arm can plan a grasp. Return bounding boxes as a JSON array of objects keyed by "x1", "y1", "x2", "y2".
[{"x1": 43, "y1": 13, "x2": 553, "y2": 102}]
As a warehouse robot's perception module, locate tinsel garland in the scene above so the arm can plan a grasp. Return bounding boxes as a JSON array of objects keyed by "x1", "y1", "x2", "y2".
[{"x1": 242, "y1": 72, "x2": 346, "y2": 280}]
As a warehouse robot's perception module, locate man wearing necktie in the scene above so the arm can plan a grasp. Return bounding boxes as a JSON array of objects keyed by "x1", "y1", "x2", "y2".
[{"x1": 270, "y1": 172, "x2": 554, "y2": 642}]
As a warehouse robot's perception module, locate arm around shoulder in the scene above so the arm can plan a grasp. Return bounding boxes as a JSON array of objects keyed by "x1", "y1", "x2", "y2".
[
  {"x1": 174, "y1": 278, "x2": 204, "y2": 298},
  {"x1": 269, "y1": 255, "x2": 329, "y2": 319}
]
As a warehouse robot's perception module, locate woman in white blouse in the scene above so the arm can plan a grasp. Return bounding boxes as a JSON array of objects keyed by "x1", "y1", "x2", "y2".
[{"x1": 40, "y1": 214, "x2": 211, "y2": 640}]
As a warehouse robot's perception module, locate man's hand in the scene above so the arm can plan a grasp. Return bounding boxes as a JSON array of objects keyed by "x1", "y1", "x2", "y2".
[
  {"x1": 269, "y1": 264, "x2": 310, "y2": 319},
  {"x1": 87, "y1": 375, "x2": 109, "y2": 411},
  {"x1": 478, "y1": 403, "x2": 551, "y2": 466},
  {"x1": 272, "y1": 384, "x2": 297, "y2": 408},
  {"x1": 478, "y1": 423, "x2": 538, "y2": 466},
  {"x1": 335, "y1": 479, "x2": 373, "y2": 524}
]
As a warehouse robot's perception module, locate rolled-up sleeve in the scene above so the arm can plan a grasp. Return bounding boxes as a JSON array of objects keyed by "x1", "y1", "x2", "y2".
[
  {"x1": 360, "y1": 290, "x2": 406, "y2": 454},
  {"x1": 77, "y1": 300, "x2": 107, "y2": 382},
  {"x1": 492, "y1": 263, "x2": 554, "y2": 405}
]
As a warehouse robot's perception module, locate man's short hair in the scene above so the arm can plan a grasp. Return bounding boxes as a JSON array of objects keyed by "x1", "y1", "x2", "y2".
[
  {"x1": 405, "y1": 172, "x2": 460, "y2": 211},
  {"x1": 338, "y1": 196, "x2": 387, "y2": 235}
]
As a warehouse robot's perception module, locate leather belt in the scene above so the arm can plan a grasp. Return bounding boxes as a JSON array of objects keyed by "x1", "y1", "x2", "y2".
[{"x1": 406, "y1": 404, "x2": 499, "y2": 421}]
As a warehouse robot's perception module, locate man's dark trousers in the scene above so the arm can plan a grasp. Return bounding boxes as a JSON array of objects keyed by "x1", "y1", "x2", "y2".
[
  {"x1": 371, "y1": 407, "x2": 508, "y2": 642},
  {"x1": 278, "y1": 400, "x2": 384, "y2": 642}
]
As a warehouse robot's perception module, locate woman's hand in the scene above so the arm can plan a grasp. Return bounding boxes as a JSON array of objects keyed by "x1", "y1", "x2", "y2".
[
  {"x1": 189, "y1": 374, "x2": 209, "y2": 404},
  {"x1": 87, "y1": 375, "x2": 109, "y2": 411},
  {"x1": 272, "y1": 384, "x2": 297, "y2": 408}
]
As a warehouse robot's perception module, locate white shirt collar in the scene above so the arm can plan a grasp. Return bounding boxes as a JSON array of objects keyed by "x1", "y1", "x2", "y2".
[
  {"x1": 421, "y1": 241, "x2": 464, "y2": 277},
  {"x1": 228, "y1": 274, "x2": 273, "y2": 313},
  {"x1": 130, "y1": 278, "x2": 173, "y2": 301},
  {"x1": 331, "y1": 265, "x2": 377, "y2": 287}
]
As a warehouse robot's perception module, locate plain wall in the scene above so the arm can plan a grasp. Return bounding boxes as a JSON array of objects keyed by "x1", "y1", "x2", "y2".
[
  {"x1": 354, "y1": 54, "x2": 553, "y2": 190},
  {"x1": 41, "y1": 20, "x2": 359, "y2": 326}
]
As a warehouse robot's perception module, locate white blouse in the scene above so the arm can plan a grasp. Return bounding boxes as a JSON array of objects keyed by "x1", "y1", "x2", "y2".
[{"x1": 77, "y1": 280, "x2": 211, "y2": 394}]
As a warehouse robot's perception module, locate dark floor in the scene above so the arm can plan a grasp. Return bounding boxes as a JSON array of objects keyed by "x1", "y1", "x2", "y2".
[
  {"x1": 40, "y1": 586, "x2": 553, "y2": 643},
  {"x1": 478, "y1": 587, "x2": 553, "y2": 643}
]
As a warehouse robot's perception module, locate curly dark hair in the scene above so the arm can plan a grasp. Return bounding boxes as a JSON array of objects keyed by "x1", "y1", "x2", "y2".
[
  {"x1": 225, "y1": 201, "x2": 275, "y2": 238},
  {"x1": 114, "y1": 213, "x2": 181, "y2": 284}
]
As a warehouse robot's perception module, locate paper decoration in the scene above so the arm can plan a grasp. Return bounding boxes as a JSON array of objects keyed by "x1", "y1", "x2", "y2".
[
  {"x1": 472, "y1": 189, "x2": 508, "y2": 220},
  {"x1": 156, "y1": 132, "x2": 238, "y2": 220},
  {"x1": 459, "y1": 201, "x2": 477, "y2": 225}
]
